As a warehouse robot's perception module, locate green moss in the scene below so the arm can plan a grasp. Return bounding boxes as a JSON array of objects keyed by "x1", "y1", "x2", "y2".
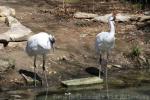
[
  {"x1": 64, "y1": 0, "x2": 80, "y2": 3},
  {"x1": 130, "y1": 45, "x2": 141, "y2": 58},
  {"x1": 132, "y1": 3, "x2": 143, "y2": 10},
  {"x1": 118, "y1": 70, "x2": 150, "y2": 87},
  {"x1": 108, "y1": 78, "x2": 125, "y2": 88}
]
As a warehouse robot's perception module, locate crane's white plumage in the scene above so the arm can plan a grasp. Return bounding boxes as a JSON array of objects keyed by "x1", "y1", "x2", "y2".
[
  {"x1": 26, "y1": 32, "x2": 54, "y2": 56},
  {"x1": 95, "y1": 32, "x2": 115, "y2": 53},
  {"x1": 26, "y1": 32, "x2": 55, "y2": 87},
  {"x1": 95, "y1": 16, "x2": 115, "y2": 54},
  {"x1": 95, "y1": 16, "x2": 116, "y2": 98}
]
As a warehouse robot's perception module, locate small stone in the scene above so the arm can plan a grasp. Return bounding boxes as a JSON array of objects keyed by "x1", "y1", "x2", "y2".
[
  {"x1": 147, "y1": 59, "x2": 150, "y2": 66},
  {"x1": 0, "y1": 6, "x2": 15, "y2": 17},
  {"x1": 80, "y1": 33, "x2": 88, "y2": 38},
  {"x1": 107, "y1": 64, "x2": 112, "y2": 69},
  {"x1": 112, "y1": 64, "x2": 122, "y2": 68},
  {"x1": 74, "y1": 12, "x2": 98, "y2": 19},
  {"x1": 62, "y1": 56, "x2": 68, "y2": 60},
  {"x1": 59, "y1": 56, "x2": 68, "y2": 61},
  {"x1": 65, "y1": 92, "x2": 71, "y2": 95},
  {"x1": 14, "y1": 78, "x2": 18, "y2": 81},
  {"x1": 139, "y1": 56, "x2": 147, "y2": 63},
  {"x1": 53, "y1": 71, "x2": 57, "y2": 74},
  {"x1": 107, "y1": 64, "x2": 122, "y2": 69},
  {"x1": 48, "y1": 71, "x2": 52, "y2": 74},
  {"x1": 11, "y1": 94, "x2": 22, "y2": 99}
]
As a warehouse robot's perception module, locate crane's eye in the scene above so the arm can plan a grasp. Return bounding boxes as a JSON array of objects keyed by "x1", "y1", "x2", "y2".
[{"x1": 50, "y1": 38, "x2": 55, "y2": 44}]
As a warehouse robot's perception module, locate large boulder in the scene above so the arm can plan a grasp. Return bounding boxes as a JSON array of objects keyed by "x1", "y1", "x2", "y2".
[
  {"x1": 0, "y1": 6, "x2": 15, "y2": 23},
  {"x1": 0, "y1": 6, "x2": 15, "y2": 17},
  {"x1": 94, "y1": 13, "x2": 138, "y2": 23},
  {"x1": 116, "y1": 13, "x2": 132, "y2": 22},
  {"x1": 139, "y1": 15, "x2": 150, "y2": 22},
  {"x1": 19, "y1": 69, "x2": 42, "y2": 86},
  {"x1": 0, "y1": 8, "x2": 32, "y2": 47},
  {"x1": 3, "y1": 16, "x2": 33, "y2": 42},
  {"x1": 93, "y1": 13, "x2": 112, "y2": 23},
  {"x1": 74, "y1": 12, "x2": 98, "y2": 19}
]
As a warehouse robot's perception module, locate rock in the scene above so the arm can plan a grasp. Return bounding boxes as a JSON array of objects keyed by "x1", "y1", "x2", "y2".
[
  {"x1": 5, "y1": 15, "x2": 21, "y2": 27},
  {"x1": 93, "y1": 13, "x2": 112, "y2": 23},
  {"x1": 139, "y1": 56, "x2": 147, "y2": 63},
  {"x1": 0, "y1": 58, "x2": 15, "y2": 73},
  {"x1": 144, "y1": 11, "x2": 150, "y2": 16},
  {"x1": 0, "y1": 6, "x2": 15, "y2": 17},
  {"x1": 136, "y1": 21, "x2": 150, "y2": 29},
  {"x1": 130, "y1": 15, "x2": 140, "y2": 21},
  {"x1": 139, "y1": 15, "x2": 150, "y2": 22},
  {"x1": 10, "y1": 94, "x2": 22, "y2": 99},
  {"x1": 138, "y1": 56, "x2": 150, "y2": 69},
  {"x1": 93, "y1": 13, "x2": 133, "y2": 23},
  {"x1": 21, "y1": 74, "x2": 35, "y2": 85},
  {"x1": 116, "y1": 13, "x2": 132, "y2": 22},
  {"x1": 3, "y1": 16, "x2": 33, "y2": 42},
  {"x1": 19, "y1": 69, "x2": 42, "y2": 86},
  {"x1": 112, "y1": 64, "x2": 122, "y2": 68},
  {"x1": 107, "y1": 64, "x2": 122, "y2": 69},
  {"x1": 58, "y1": 55, "x2": 69, "y2": 61},
  {"x1": 80, "y1": 33, "x2": 88, "y2": 38},
  {"x1": 74, "y1": 12, "x2": 98, "y2": 19},
  {"x1": 0, "y1": 16, "x2": 6, "y2": 22},
  {"x1": 62, "y1": 77, "x2": 103, "y2": 87},
  {"x1": 0, "y1": 34, "x2": 10, "y2": 41}
]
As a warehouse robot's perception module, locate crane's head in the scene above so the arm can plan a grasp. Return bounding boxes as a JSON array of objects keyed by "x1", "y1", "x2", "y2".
[
  {"x1": 109, "y1": 16, "x2": 115, "y2": 21},
  {"x1": 49, "y1": 35, "x2": 55, "y2": 52}
]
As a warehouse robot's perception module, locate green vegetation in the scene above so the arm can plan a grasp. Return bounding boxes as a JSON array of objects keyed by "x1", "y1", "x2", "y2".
[
  {"x1": 123, "y1": 0, "x2": 150, "y2": 10},
  {"x1": 132, "y1": 3, "x2": 143, "y2": 9},
  {"x1": 130, "y1": 45, "x2": 141, "y2": 58},
  {"x1": 64, "y1": 0, "x2": 80, "y2": 3}
]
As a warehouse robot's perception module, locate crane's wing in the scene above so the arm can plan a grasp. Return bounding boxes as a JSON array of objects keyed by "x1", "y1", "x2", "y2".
[{"x1": 95, "y1": 32, "x2": 115, "y2": 53}]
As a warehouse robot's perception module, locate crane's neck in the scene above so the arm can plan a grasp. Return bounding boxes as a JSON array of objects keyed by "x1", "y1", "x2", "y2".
[{"x1": 109, "y1": 21, "x2": 115, "y2": 36}]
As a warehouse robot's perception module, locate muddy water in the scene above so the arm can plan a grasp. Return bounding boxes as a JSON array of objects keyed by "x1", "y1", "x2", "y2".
[
  {"x1": 36, "y1": 85, "x2": 150, "y2": 100},
  {"x1": 0, "y1": 84, "x2": 149, "y2": 100}
]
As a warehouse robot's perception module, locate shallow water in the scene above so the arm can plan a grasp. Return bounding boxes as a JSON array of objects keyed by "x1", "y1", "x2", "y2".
[
  {"x1": 36, "y1": 85, "x2": 150, "y2": 100},
  {"x1": 0, "y1": 85, "x2": 150, "y2": 100}
]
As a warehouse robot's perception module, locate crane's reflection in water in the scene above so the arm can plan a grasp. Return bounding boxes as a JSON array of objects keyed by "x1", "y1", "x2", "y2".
[{"x1": 36, "y1": 85, "x2": 150, "y2": 100}]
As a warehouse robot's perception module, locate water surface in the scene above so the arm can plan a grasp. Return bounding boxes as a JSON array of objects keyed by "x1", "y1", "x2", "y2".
[{"x1": 36, "y1": 85, "x2": 150, "y2": 100}]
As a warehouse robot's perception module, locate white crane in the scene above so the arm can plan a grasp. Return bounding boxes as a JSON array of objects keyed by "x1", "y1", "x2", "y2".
[
  {"x1": 95, "y1": 16, "x2": 116, "y2": 98},
  {"x1": 26, "y1": 32, "x2": 55, "y2": 87}
]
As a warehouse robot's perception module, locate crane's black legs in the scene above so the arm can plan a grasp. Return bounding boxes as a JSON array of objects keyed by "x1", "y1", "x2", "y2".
[
  {"x1": 34, "y1": 55, "x2": 37, "y2": 87},
  {"x1": 99, "y1": 53, "x2": 102, "y2": 78},
  {"x1": 105, "y1": 52, "x2": 109, "y2": 99},
  {"x1": 42, "y1": 54, "x2": 49, "y2": 87}
]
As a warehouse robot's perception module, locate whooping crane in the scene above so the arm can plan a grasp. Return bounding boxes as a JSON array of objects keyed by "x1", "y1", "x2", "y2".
[{"x1": 26, "y1": 32, "x2": 55, "y2": 87}]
